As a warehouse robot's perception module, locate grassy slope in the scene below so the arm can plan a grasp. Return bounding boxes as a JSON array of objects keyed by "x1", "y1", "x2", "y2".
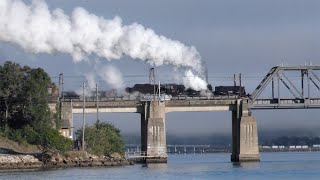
[{"x1": 0, "y1": 136, "x2": 41, "y2": 154}]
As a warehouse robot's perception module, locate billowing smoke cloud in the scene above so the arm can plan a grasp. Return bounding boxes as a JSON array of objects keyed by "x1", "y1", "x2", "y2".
[
  {"x1": 0, "y1": 0, "x2": 207, "y2": 90},
  {"x1": 75, "y1": 65, "x2": 124, "y2": 96},
  {"x1": 183, "y1": 70, "x2": 208, "y2": 91},
  {"x1": 75, "y1": 72, "x2": 97, "y2": 97},
  {"x1": 98, "y1": 65, "x2": 124, "y2": 89}
]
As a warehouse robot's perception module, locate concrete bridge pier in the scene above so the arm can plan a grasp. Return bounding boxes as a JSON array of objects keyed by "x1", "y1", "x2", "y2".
[
  {"x1": 231, "y1": 99, "x2": 260, "y2": 162},
  {"x1": 141, "y1": 101, "x2": 167, "y2": 163},
  {"x1": 60, "y1": 102, "x2": 73, "y2": 139}
]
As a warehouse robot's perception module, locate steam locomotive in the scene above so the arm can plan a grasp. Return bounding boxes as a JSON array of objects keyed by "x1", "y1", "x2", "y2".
[
  {"x1": 125, "y1": 84, "x2": 246, "y2": 97},
  {"x1": 53, "y1": 84, "x2": 246, "y2": 101},
  {"x1": 214, "y1": 86, "x2": 246, "y2": 96}
]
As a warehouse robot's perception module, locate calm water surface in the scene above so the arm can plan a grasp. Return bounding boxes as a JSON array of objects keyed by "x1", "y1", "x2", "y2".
[{"x1": 1, "y1": 152, "x2": 320, "y2": 179}]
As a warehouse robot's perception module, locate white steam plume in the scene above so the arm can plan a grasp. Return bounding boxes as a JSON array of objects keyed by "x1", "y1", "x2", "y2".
[
  {"x1": 183, "y1": 70, "x2": 208, "y2": 91},
  {"x1": 98, "y1": 65, "x2": 124, "y2": 90},
  {"x1": 75, "y1": 73, "x2": 97, "y2": 97},
  {"x1": 0, "y1": 0, "x2": 208, "y2": 90},
  {"x1": 75, "y1": 65, "x2": 124, "y2": 96}
]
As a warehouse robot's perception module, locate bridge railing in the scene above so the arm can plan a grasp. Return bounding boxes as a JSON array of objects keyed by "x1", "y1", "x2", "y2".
[
  {"x1": 60, "y1": 94, "x2": 242, "y2": 103},
  {"x1": 251, "y1": 98, "x2": 320, "y2": 109}
]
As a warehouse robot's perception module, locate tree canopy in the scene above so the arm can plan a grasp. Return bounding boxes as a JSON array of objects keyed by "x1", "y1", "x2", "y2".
[
  {"x1": 76, "y1": 121, "x2": 125, "y2": 156},
  {"x1": 0, "y1": 61, "x2": 72, "y2": 152}
]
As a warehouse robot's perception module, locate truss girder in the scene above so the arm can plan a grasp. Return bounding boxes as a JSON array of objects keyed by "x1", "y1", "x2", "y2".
[{"x1": 249, "y1": 65, "x2": 320, "y2": 109}]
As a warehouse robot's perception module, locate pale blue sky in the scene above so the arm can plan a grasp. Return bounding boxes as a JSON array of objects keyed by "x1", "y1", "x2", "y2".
[{"x1": 0, "y1": 0, "x2": 319, "y2": 137}]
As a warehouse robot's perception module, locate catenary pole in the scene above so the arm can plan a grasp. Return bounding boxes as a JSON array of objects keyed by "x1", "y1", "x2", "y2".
[
  {"x1": 82, "y1": 82, "x2": 86, "y2": 150},
  {"x1": 96, "y1": 82, "x2": 99, "y2": 122}
]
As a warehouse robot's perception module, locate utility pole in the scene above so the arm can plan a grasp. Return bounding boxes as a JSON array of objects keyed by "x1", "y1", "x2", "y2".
[
  {"x1": 82, "y1": 82, "x2": 86, "y2": 150},
  {"x1": 59, "y1": 73, "x2": 64, "y2": 102},
  {"x1": 158, "y1": 81, "x2": 161, "y2": 103},
  {"x1": 149, "y1": 67, "x2": 156, "y2": 100},
  {"x1": 239, "y1": 73, "x2": 242, "y2": 97},
  {"x1": 233, "y1": 74, "x2": 236, "y2": 95},
  {"x1": 96, "y1": 82, "x2": 99, "y2": 123},
  {"x1": 4, "y1": 99, "x2": 8, "y2": 131}
]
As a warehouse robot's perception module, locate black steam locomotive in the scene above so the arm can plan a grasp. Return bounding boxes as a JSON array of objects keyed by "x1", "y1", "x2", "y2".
[
  {"x1": 126, "y1": 84, "x2": 187, "y2": 96},
  {"x1": 125, "y1": 83, "x2": 245, "y2": 97},
  {"x1": 59, "y1": 84, "x2": 246, "y2": 100},
  {"x1": 214, "y1": 86, "x2": 246, "y2": 96}
]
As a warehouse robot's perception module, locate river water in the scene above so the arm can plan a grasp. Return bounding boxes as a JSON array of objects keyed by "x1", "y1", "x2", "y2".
[{"x1": 1, "y1": 152, "x2": 320, "y2": 179}]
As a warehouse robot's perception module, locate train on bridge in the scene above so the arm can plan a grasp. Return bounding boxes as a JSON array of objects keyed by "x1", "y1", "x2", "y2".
[
  {"x1": 52, "y1": 83, "x2": 246, "y2": 101},
  {"x1": 125, "y1": 83, "x2": 246, "y2": 97}
]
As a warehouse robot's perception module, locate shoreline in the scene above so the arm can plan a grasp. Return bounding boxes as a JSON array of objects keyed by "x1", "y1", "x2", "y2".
[
  {"x1": 1, "y1": 150, "x2": 319, "y2": 171},
  {"x1": 0, "y1": 152, "x2": 134, "y2": 171}
]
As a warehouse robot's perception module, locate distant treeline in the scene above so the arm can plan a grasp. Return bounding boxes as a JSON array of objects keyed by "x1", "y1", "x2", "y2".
[
  {"x1": 122, "y1": 134, "x2": 232, "y2": 145},
  {"x1": 122, "y1": 133, "x2": 320, "y2": 146},
  {"x1": 260, "y1": 136, "x2": 320, "y2": 146}
]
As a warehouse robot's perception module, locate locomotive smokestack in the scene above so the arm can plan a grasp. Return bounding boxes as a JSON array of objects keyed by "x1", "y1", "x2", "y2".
[
  {"x1": 205, "y1": 66, "x2": 208, "y2": 84},
  {"x1": 149, "y1": 67, "x2": 155, "y2": 85}
]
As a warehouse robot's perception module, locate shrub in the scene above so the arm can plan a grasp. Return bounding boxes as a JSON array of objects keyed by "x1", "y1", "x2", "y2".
[{"x1": 76, "y1": 121, "x2": 125, "y2": 156}]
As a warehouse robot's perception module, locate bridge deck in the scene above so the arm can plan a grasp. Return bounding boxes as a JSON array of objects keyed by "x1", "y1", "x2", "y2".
[
  {"x1": 251, "y1": 98, "x2": 320, "y2": 109},
  {"x1": 62, "y1": 98, "x2": 239, "y2": 113}
]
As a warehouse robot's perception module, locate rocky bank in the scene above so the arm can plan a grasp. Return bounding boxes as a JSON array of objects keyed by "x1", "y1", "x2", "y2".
[
  {"x1": 0, "y1": 151, "x2": 133, "y2": 170},
  {"x1": 0, "y1": 155, "x2": 42, "y2": 170}
]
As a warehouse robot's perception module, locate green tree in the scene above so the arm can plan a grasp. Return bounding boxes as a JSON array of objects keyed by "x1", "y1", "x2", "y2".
[
  {"x1": 0, "y1": 61, "x2": 72, "y2": 152},
  {"x1": 76, "y1": 122, "x2": 125, "y2": 156},
  {"x1": 40, "y1": 127, "x2": 73, "y2": 152},
  {"x1": 0, "y1": 61, "x2": 25, "y2": 129},
  {"x1": 0, "y1": 62, "x2": 51, "y2": 129}
]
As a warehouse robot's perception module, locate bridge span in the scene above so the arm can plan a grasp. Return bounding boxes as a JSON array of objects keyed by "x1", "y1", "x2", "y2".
[
  {"x1": 69, "y1": 99, "x2": 237, "y2": 114},
  {"x1": 53, "y1": 65, "x2": 320, "y2": 163},
  {"x1": 57, "y1": 98, "x2": 256, "y2": 163}
]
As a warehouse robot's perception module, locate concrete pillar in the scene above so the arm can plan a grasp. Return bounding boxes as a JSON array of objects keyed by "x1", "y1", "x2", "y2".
[
  {"x1": 141, "y1": 112, "x2": 147, "y2": 153},
  {"x1": 231, "y1": 99, "x2": 260, "y2": 162},
  {"x1": 141, "y1": 101, "x2": 167, "y2": 163},
  {"x1": 60, "y1": 102, "x2": 73, "y2": 139}
]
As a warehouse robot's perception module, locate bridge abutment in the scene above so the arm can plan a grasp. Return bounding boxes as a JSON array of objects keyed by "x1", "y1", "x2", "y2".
[
  {"x1": 231, "y1": 100, "x2": 260, "y2": 162},
  {"x1": 141, "y1": 101, "x2": 167, "y2": 163}
]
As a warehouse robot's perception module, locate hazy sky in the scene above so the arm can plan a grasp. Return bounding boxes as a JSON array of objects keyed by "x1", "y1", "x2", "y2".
[{"x1": 0, "y1": 0, "x2": 319, "y2": 137}]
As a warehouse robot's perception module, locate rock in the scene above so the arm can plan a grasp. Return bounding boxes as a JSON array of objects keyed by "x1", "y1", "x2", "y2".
[
  {"x1": 0, "y1": 151, "x2": 131, "y2": 170},
  {"x1": 0, "y1": 155, "x2": 42, "y2": 169},
  {"x1": 92, "y1": 161, "x2": 103, "y2": 166},
  {"x1": 110, "y1": 152, "x2": 122, "y2": 159}
]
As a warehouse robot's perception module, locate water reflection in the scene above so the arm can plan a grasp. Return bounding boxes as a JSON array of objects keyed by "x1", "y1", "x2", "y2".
[
  {"x1": 233, "y1": 162, "x2": 260, "y2": 169},
  {"x1": 142, "y1": 163, "x2": 168, "y2": 171}
]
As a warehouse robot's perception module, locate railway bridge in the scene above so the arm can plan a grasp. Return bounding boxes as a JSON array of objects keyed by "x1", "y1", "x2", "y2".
[{"x1": 53, "y1": 65, "x2": 320, "y2": 163}]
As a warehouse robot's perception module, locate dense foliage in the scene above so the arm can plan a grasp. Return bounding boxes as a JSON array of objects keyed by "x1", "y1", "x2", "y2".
[
  {"x1": 76, "y1": 121, "x2": 125, "y2": 156},
  {"x1": 0, "y1": 61, "x2": 72, "y2": 152}
]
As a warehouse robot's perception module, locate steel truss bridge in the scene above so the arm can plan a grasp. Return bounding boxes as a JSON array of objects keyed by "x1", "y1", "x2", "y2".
[
  {"x1": 55, "y1": 65, "x2": 320, "y2": 163},
  {"x1": 250, "y1": 65, "x2": 320, "y2": 109},
  {"x1": 59, "y1": 65, "x2": 320, "y2": 110}
]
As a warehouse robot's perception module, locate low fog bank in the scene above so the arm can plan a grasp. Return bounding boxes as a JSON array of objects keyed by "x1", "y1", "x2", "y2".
[{"x1": 122, "y1": 128, "x2": 320, "y2": 146}]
